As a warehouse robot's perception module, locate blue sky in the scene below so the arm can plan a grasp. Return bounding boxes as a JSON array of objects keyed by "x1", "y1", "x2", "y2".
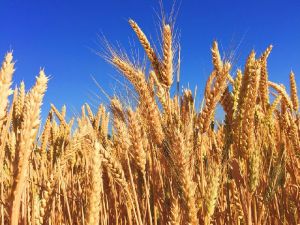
[{"x1": 0, "y1": 0, "x2": 299, "y2": 120}]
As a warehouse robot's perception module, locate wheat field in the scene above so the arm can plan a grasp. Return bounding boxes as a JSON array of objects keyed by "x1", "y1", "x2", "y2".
[{"x1": 0, "y1": 18, "x2": 299, "y2": 225}]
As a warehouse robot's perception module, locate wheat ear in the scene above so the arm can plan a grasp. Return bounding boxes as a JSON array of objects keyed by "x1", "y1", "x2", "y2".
[
  {"x1": 0, "y1": 52, "x2": 14, "y2": 123},
  {"x1": 198, "y1": 62, "x2": 231, "y2": 134},
  {"x1": 129, "y1": 19, "x2": 162, "y2": 81},
  {"x1": 289, "y1": 71, "x2": 299, "y2": 111},
  {"x1": 268, "y1": 81, "x2": 293, "y2": 110},
  {"x1": 112, "y1": 56, "x2": 164, "y2": 145},
  {"x1": 259, "y1": 45, "x2": 273, "y2": 108},
  {"x1": 86, "y1": 141, "x2": 103, "y2": 225},
  {"x1": 161, "y1": 24, "x2": 173, "y2": 88},
  {"x1": 9, "y1": 70, "x2": 48, "y2": 225}
]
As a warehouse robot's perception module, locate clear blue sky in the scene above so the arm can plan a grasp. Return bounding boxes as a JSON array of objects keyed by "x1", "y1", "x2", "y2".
[{"x1": 0, "y1": 0, "x2": 299, "y2": 120}]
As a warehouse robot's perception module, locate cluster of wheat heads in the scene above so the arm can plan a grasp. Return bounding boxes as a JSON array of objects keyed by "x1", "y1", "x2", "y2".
[{"x1": 0, "y1": 19, "x2": 299, "y2": 225}]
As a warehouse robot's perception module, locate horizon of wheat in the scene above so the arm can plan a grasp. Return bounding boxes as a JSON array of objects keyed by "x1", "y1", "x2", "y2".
[{"x1": 0, "y1": 17, "x2": 299, "y2": 225}]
